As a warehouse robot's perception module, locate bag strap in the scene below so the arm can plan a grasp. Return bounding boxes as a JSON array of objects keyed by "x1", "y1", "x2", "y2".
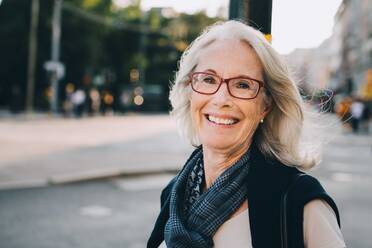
[{"x1": 280, "y1": 173, "x2": 306, "y2": 248}]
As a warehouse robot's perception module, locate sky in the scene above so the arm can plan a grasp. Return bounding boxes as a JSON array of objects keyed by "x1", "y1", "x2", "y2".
[
  {"x1": 140, "y1": 0, "x2": 229, "y2": 17},
  {"x1": 114, "y1": 0, "x2": 343, "y2": 55},
  {"x1": 272, "y1": 0, "x2": 343, "y2": 54}
]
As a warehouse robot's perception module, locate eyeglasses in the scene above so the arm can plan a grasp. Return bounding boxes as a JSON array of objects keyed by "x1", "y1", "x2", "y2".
[{"x1": 189, "y1": 72, "x2": 265, "y2": 100}]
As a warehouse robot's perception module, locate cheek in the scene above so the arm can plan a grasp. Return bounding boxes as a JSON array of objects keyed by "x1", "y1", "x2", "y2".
[
  {"x1": 238, "y1": 107, "x2": 262, "y2": 143},
  {"x1": 190, "y1": 93, "x2": 205, "y2": 125},
  {"x1": 242, "y1": 100, "x2": 264, "y2": 120}
]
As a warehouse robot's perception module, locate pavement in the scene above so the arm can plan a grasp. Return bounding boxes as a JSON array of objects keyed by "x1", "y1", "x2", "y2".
[
  {"x1": 0, "y1": 113, "x2": 371, "y2": 190},
  {"x1": 0, "y1": 114, "x2": 193, "y2": 189}
]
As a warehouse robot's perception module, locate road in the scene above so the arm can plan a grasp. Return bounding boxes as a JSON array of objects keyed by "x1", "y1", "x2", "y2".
[
  {"x1": 0, "y1": 175, "x2": 174, "y2": 248},
  {"x1": 310, "y1": 134, "x2": 372, "y2": 248}
]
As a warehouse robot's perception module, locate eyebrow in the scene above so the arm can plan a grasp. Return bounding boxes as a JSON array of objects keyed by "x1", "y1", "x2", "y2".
[
  {"x1": 203, "y1": 69, "x2": 253, "y2": 79},
  {"x1": 204, "y1": 69, "x2": 218, "y2": 74}
]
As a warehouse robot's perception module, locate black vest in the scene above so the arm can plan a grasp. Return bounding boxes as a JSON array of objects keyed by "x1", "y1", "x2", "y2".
[{"x1": 147, "y1": 147, "x2": 341, "y2": 248}]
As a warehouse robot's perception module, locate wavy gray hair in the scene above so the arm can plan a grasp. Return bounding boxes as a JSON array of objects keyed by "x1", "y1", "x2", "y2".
[{"x1": 169, "y1": 20, "x2": 331, "y2": 170}]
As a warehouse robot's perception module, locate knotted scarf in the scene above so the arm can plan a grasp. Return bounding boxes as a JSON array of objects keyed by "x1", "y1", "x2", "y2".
[{"x1": 164, "y1": 146, "x2": 251, "y2": 248}]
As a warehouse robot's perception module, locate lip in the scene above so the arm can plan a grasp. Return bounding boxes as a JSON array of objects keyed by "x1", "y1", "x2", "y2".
[
  {"x1": 203, "y1": 113, "x2": 240, "y2": 127},
  {"x1": 204, "y1": 112, "x2": 240, "y2": 120}
]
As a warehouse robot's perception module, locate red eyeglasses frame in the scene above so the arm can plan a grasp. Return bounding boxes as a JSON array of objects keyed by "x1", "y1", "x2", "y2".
[{"x1": 189, "y1": 71, "x2": 265, "y2": 100}]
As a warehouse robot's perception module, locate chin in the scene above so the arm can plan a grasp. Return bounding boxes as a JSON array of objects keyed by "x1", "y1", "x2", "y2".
[{"x1": 200, "y1": 136, "x2": 235, "y2": 150}]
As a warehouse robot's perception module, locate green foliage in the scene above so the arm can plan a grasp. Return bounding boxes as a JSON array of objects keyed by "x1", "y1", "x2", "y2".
[
  {"x1": 116, "y1": 3, "x2": 141, "y2": 21},
  {"x1": 70, "y1": 0, "x2": 112, "y2": 15}
]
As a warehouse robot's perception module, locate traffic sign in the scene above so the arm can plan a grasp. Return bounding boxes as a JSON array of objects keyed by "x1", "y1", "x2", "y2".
[{"x1": 44, "y1": 61, "x2": 65, "y2": 79}]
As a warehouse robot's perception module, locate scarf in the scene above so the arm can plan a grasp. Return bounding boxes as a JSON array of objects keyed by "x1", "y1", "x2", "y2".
[{"x1": 164, "y1": 146, "x2": 251, "y2": 248}]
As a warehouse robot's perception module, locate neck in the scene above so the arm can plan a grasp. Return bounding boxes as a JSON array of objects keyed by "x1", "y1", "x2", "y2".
[{"x1": 202, "y1": 141, "x2": 251, "y2": 189}]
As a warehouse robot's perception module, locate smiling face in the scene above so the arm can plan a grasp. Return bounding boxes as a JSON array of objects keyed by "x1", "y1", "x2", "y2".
[{"x1": 189, "y1": 39, "x2": 270, "y2": 152}]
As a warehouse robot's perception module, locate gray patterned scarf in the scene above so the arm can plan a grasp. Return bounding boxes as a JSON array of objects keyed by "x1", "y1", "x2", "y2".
[{"x1": 164, "y1": 146, "x2": 251, "y2": 248}]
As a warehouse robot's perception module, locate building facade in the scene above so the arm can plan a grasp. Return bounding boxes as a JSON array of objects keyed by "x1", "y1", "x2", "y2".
[{"x1": 287, "y1": 0, "x2": 372, "y2": 98}]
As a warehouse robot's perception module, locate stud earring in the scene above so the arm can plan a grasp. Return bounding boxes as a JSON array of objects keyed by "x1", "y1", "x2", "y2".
[{"x1": 260, "y1": 119, "x2": 264, "y2": 123}]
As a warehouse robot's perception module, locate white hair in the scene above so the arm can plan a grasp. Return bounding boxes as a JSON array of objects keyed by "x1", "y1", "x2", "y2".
[{"x1": 169, "y1": 20, "x2": 337, "y2": 170}]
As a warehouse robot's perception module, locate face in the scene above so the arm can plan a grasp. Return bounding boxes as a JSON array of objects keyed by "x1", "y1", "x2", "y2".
[{"x1": 189, "y1": 39, "x2": 270, "y2": 152}]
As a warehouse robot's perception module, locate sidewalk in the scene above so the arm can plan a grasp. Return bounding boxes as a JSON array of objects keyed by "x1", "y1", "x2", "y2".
[{"x1": 0, "y1": 114, "x2": 192, "y2": 189}]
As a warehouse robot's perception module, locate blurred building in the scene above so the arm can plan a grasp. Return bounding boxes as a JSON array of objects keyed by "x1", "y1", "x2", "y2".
[
  {"x1": 337, "y1": 0, "x2": 372, "y2": 96},
  {"x1": 285, "y1": 38, "x2": 337, "y2": 91},
  {"x1": 286, "y1": 0, "x2": 372, "y2": 98}
]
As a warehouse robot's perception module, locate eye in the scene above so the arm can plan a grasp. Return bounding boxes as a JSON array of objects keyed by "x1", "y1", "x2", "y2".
[
  {"x1": 202, "y1": 75, "x2": 217, "y2": 84},
  {"x1": 236, "y1": 80, "x2": 252, "y2": 89}
]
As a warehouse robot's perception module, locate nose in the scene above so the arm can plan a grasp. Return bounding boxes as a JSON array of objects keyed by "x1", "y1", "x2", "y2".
[{"x1": 211, "y1": 81, "x2": 233, "y2": 106}]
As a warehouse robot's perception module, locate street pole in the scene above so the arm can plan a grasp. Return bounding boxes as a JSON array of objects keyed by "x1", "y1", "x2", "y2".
[
  {"x1": 138, "y1": 12, "x2": 148, "y2": 86},
  {"x1": 248, "y1": 0, "x2": 272, "y2": 41},
  {"x1": 229, "y1": 0, "x2": 247, "y2": 21},
  {"x1": 229, "y1": 0, "x2": 272, "y2": 41},
  {"x1": 26, "y1": 0, "x2": 39, "y2": 113},
  {"x1": 50, "y1": 0, "x2": 63, "y2": 114}
]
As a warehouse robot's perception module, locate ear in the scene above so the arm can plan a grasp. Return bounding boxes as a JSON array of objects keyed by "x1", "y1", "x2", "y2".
[{"x1": 261, "y1": 96, "x2": 272, "y2": 119}]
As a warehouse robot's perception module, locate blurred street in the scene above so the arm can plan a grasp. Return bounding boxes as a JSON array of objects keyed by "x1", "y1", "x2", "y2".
[
  {"x1": 0, "y1": 176, "x2": 170, "y2": 248},
  {"x1": 0, "y1": 114, "x2": 192, "y2": 188},
  {"x1": 0, "y1": 114, "x2": 371, "y2": 247}
]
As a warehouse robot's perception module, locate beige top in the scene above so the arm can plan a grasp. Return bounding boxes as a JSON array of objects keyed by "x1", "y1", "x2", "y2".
[
  {"x1": 160, "y1": 199, "x2": 346, "y2": 248},
  {"x1": 213, "y1": 199, "x2": 346, "y2": 248}
]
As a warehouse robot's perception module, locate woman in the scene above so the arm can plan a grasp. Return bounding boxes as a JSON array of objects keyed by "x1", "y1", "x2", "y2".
[{"x1": 148, "y1": 20, "x2": 346, "y2": 248}]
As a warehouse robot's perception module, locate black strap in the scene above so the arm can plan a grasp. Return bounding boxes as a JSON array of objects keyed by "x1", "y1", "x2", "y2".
[{"x1": 280, "y1": 173, "x2": 306, "y2": 248}]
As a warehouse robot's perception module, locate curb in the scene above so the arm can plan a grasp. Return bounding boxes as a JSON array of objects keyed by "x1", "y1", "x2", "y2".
[{"x1": 0, "y1": 166, "x2": 180, "y2": 190}]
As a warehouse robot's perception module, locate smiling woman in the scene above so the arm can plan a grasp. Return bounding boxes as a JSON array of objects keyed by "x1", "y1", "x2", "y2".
[
  {"x1": 189, "y1": 40, "x2": 269, "y2": 175},
  {"x1": 148, "y1": 20, "x2": 346, "y2": 248}
]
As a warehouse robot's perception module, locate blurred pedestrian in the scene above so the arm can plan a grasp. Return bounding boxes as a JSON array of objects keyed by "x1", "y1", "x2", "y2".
[
  {"x1": 350, "y1": 97, "x2": 365, "y2": 133},
  {"x1": 335, "y1": 96, "x2": 352, "y2": 131},
  {"x1": 148, "y1": 21, "x2": 345, "y2": 248},
  {"x1": 361, "y1": 100, "x2": 371, "y2": 133},
  {"x1": 63, "y1": 83, "x2": 75, "y2": 117},
  {"x1": 89, "y1": 89, "x2": 101, "y2": 115},
  {"x1": 71, "y1": 88, "x2": 86, "y2": 118}
]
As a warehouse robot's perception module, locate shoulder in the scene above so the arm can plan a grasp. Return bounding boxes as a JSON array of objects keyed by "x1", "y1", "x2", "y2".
[
  {"x1": 250, "y1": 146, "x2": 327, "y2": 197},
  {"x1": 304, "y1": 199, "x2": 336, "y2": 217},
  {"x1": 303, "y1": 199, "x2": 346, "y2": 247},
  {"x1": 250, "y1": 146, "x2": 298, "y2": 177},
  {"x1": 288, "y1": 174, "x2": 341, "y2": 227},
  {"x1": 290, "y1": 174, "x2": 331, "y2": 205},
  {"x1": 259, "y1": 151, "x2": 341, "y2": 226},
  {"x1": 249, "y1": 152, "x2": 303, "y2": 195}
]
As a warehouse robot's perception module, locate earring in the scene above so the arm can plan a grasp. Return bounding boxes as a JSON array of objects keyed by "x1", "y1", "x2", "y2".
[{"x1": 260, "y1": 119, "x2": 264, "y2": 123}]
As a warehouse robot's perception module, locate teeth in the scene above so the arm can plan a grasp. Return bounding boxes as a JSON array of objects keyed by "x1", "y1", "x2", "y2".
[{"x1": 207, "y1": 115, "x2": 237, "y2": 125}]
